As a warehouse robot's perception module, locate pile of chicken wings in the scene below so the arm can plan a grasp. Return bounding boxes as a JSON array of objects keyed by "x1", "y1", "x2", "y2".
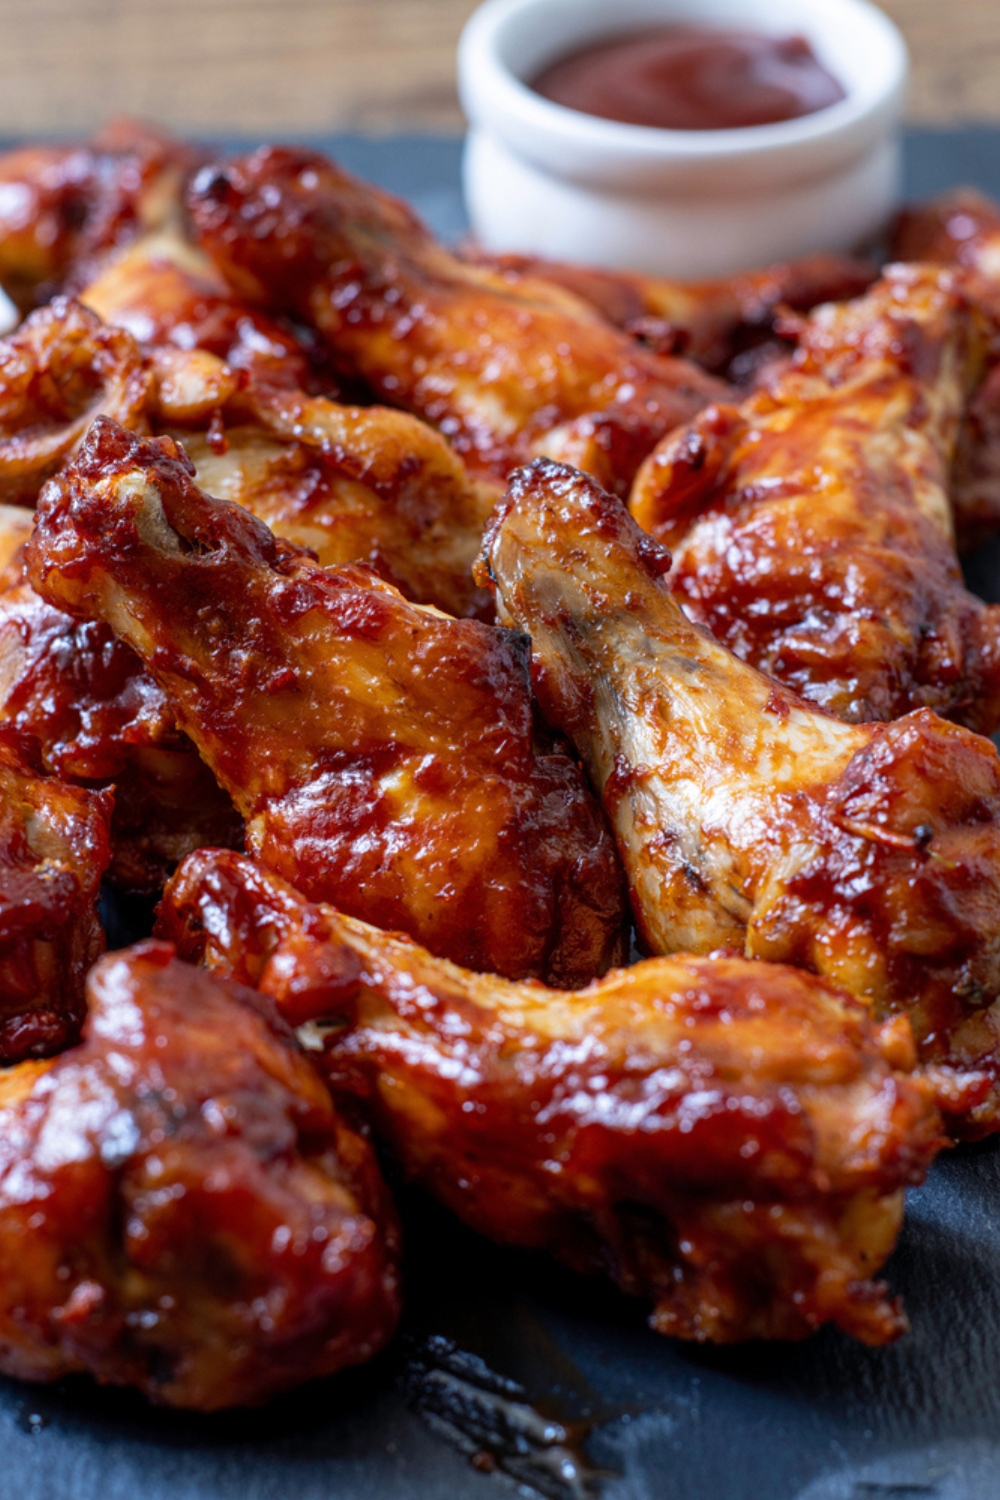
[{"x1": 0, "y1": 119, "x2": 999, "y2": 1409}]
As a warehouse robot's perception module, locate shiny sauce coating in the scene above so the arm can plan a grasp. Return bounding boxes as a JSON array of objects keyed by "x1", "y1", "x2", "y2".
[{"x1": 530, "y1": 26, "x2": 846, "y2": 132}]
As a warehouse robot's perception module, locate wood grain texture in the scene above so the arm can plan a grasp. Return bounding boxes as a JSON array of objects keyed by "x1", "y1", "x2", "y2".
[{"x1": 0, "y1": 0, "x2": 992, "y2": 136}]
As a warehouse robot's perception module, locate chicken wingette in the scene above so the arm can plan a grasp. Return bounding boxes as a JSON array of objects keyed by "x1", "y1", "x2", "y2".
[
  {"x1": 483, "y1": 458, "x2": 1000, "y2": 1137},
  {"x1": 0, "y1": 293, "x2": 496, "y2": 619},
  {"x1": 160, "y1": 848, "x2": 943, "y2": 1349}
]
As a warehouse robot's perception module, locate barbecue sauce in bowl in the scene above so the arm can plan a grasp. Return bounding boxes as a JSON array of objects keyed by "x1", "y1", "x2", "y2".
[{"x1": 530, "y1": 26, "x2": 846, "y2": 132}]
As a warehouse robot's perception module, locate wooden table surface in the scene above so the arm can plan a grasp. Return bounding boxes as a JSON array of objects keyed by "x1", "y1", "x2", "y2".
[{"x1": 0, "y1": 0, "x2": 996, "y2": 137}]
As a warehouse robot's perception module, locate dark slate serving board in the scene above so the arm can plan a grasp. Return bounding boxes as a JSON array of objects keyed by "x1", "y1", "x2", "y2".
[{"x1": 5, "y1": 126, "x2": 1000, "y2": 1500}]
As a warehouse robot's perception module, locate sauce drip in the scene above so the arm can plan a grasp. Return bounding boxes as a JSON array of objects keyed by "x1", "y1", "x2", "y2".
[{"x1": 530, "y1": 26, "x2": 846, "y2": 132}]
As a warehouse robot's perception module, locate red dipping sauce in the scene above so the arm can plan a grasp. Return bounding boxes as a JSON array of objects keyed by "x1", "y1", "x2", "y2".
[{"x1": 530, "y1": 26, "x2": 847, "y2": 132}]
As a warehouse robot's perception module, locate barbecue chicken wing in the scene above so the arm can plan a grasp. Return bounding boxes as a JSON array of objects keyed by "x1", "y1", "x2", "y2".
[
  {"x1": 0, "y1": 725, "x2": 110, "y2": 1063},
  {"x1": 0, "y1": 940, "x2": 400, "y2": 1409},
  {"x1": 0, "y1": 524, "x2": 241, "y2": 895},
  {"x1": 0, "y1": 297, "x2": 152, "y2": 505},
  {"x1": 468, "y1": 248, "x2": 875, "y2": 379},
  {"x1": 482, "y1": 459, "x2": 1000, "y2": 1137},
  {"x1": 0, "y1": 120, "x2": 201, "y2": 313},
  {"x1": 0, "y1": 295, "x2": 494, "y2": 618},
  {"x1": 81, "y1": 240, "x2": 497, "y2": 615},
  {"x1": 0, "y1": 502, "x2": 32, "y2": 571},
  {"x1": 27, "y1": 419, "x2": 626, "y2": 984},
  {"x1": 80, "y1": 227, "x2": 346, "y2": 397},
  {"x1": 892, "y1": 188, "x2": 1000, "y2": 546},
  {"x1": 629, "y1": 264, "x2": 1000, "y2": 731},
  {"x1": 177, "y1": 382, "x2": 497, "y2": 620},
  {"x1": 160, "y1": 848, "x2": 942, "y2": 1348},
  {"x1": 186, "y1": 146, "x2": 727, "y2": 496}
]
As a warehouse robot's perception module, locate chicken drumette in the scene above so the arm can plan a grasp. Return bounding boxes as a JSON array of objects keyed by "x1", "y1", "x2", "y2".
[
  {"x1": 482, "y1": 458, "x2": 1000, "y2": 1136},
  {"x1": 629, "y1": 264, "x2": 1000, "y2": 731},
  {"x1": 0, "y1": 724, "x2": 110, "y2": 1062},
  {"x1": 186, "y1": 145, "x2": 727, "y2": 496},
  {"x1": 160, "y1": 848, "x2": 943, "y2": 1348},
  {"x1": 0, "y1": 940, "x2": 400, "y2": 1409},
  {"x1": 27, "y1": 418, "x2": 626, "y2": 985}
]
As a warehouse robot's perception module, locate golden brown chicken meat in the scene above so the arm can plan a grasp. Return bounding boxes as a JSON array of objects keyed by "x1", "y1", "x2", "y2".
[
  {"x1": 160, "y1": 848, "x2": 943, "y2": 1348},
  {"x1": 483, "y1": 458, "x2": 1000, "y2": 1137},
  {"x1": 0, "y1": 724, "x2": 110, "y2": 1062},
  {"x1": 468, "y1": 247, "x2": 875, "y2": 378},
  {"x1": 186, "y1": 145, "x2": 727, "y2": 496},
  {"x1": 27, "y1": 418, "x2": 627, "y2": 985},
  {"x1": 0, "y1": 119, "x2": 202, "y2": 314},
  {"x1": 629, "y1": 264, "x2": 1000, "y2": 732},
  {"x1": 0, "y1": 939, "x2": 400, "y2": 1409}
]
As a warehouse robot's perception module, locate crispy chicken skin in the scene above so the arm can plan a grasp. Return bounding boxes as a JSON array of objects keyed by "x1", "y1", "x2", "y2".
[
  {"x1": 160, "y1": 849, "x2": 943, "y2": 1348},
  {"x1": 0, "y1": 940, "x2": 401, "y2": 1409},
  {"x1": 186, "y1": 145, "x2": 727, "y2": 495},
  {"x1": 0, "y1": 120, "x2": 202, "y2": 313},
  {"x1": 27, "y1": 418, "x2": 626, "y2": 984},
  {"x1": 482, "y1": 458, "x2": 1000, "y2": 1137},
  {"x1": 629, "y1": 265, "x2": 1000, "y2": 731},
  {"x1": 467, "y1": 248, "x2": 875, "y2": 377},
  {"x1": 0, "y1": 725, "x2": 110, "y2": 1063}
]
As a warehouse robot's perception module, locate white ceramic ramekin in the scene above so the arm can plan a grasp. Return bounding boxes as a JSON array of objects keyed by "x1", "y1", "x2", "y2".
[{"x1": 458, "y1": 0, "x2": 908, "y2": 277}]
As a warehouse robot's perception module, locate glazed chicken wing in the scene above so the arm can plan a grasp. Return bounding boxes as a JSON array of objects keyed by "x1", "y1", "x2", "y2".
[
  {"x1": 80, "y1": 227, "x2": 346, "y2": 397},
  {"x1": 0, "y1": 120, "x2": 202, "y2": 314},
  {"x1": 629, "y1": 264, "x2": 1000, "y2": 731},
  {"x1": 160, "y1": 849, "x2": 942, "y2": 1348},
  {"x1": 468, "y1": 247, "x2": 875, "y2": 378},
  {"x1": 0, "y1": 527, "x2": 242, "y2": 896},
  {"x1": 177, "y1": 382, "x2": 497, "y2": 620},
  {"x1": 0, "y1": 940, "x2": 400, "y2": 1409},
  {"x1": 891, "y1": 188, "x2": 1000, "y2": 546},
  {"x1": 27, "y1": 418, "x2": 626, "y2": 985},
  {"x1": 483, "y1": 458, "x2": 1000, "y2": 1136},
  {"x1": 0, "y1": 294, "x2": 494, "y2": 618},
  {"x1": 186, "y1": 146, "x2": 727, "y2": 496},
  {"x1": 0, "y1": 297, "x2": 152, "y2": 505},
  {"x1": 0, "y1": 725, "x2": 110, "y2": 1063}
]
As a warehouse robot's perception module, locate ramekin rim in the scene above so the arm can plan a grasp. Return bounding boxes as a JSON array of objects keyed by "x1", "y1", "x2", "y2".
[{"x1": 458, "y1": 0, "x2": 909, "y2": 163}]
